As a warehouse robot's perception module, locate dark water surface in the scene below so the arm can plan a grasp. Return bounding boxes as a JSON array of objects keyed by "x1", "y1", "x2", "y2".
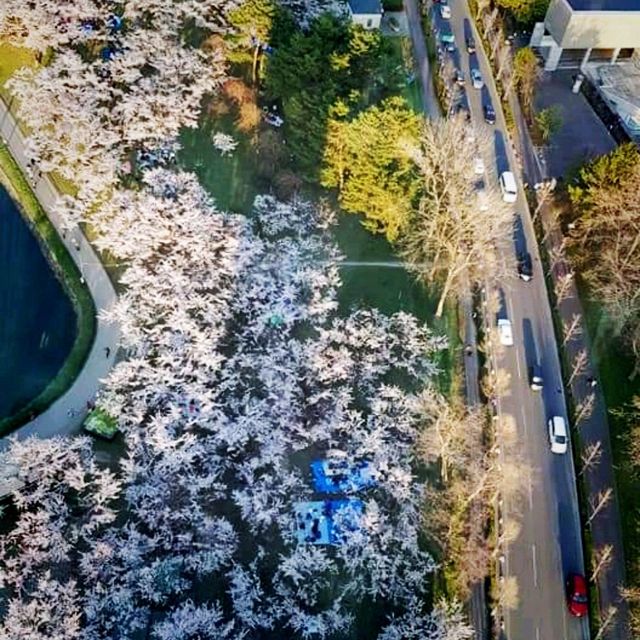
[{"x1": 0, "y1": 185, "x2": 76, "y2": 418}]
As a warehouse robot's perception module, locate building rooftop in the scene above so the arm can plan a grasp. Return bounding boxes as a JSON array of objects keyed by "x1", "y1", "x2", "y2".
[
  {"x1": 567, "y1": 0, "x2": 640, "y2": 11},
  {"x1": 348, "y1": 0, "x2": 383, "y2": 14}
]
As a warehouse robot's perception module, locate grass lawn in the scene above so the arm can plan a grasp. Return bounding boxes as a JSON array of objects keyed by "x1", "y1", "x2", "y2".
[
  {"x1": 385, "y1": 36, "x2": 424, "y2": 113},
  {"x1": 581, "y1": 290, "x2": 640, "y2": 586},
  {"x1": 0, "y1": 42, "x2": 38, "y2": 101},
  {"x1": 0, "y1": 143, "x2": 96, "y2": 435}
]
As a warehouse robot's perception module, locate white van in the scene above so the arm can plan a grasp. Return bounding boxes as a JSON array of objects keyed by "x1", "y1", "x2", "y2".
[{"x1": 499, "y1": 171, "x2": 518, "y2": 203}]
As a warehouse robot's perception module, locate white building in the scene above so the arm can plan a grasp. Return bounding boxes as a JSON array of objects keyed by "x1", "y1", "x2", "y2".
[
  {"x1": 530, "y1": 0, "x2": 640, "y2": 71},
  {"x1": 347, "y1": 0, "x2": 383, "y2": 29}
]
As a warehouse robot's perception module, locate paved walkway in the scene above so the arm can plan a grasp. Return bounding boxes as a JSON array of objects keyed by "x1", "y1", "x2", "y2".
[
  {"x1": 404, "y1": 0, "x2": 440, "y2": 120},
  {"x1": 509, "y1": 85, "x2": 630, "y2": 640},
  {"x1": 0, "y1": 99, "x2": 119, "y2": 447}
]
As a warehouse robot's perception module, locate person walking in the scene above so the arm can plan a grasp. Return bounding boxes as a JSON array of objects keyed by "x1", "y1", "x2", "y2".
[{"x1": 104, "y1": 346, "x2": 111, "y2": 358}]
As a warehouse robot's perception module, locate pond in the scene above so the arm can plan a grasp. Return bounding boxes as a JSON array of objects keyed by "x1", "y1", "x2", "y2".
[{"x1": 0, "y1": 184, "x2": 77, "y2": 419}]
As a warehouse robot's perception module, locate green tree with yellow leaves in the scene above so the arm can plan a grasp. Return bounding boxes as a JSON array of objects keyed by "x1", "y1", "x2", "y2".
[{"x1": 321, "y1": 97, "x2": 421, "y2": 242}]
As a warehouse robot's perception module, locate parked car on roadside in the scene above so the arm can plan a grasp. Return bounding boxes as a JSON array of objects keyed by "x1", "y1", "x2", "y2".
[
  {"x1": 440, "y1": 26, "x2": 456, "y2": 51},
  {"x1": 483, "y1": 103, "x2": 496, "y2": 124},
  {"x1": 454, "y1": 69, "x2": 464, "y2": 86},
  {"x1": 440, "y1": 4, "x2": 451, "y2": 18},
  {"x1": 473, "y1": 156, "x2": 484, "y2": 175},
  {"x1": 517, "y1": 252, "x2": 533, "y2": 281},
  {"x1": 497, "y1": 318, "x2": 514, "y2": 347},
  {"x1": 470, "y1": 68, "x2": 483, "y2": 89},
  {"x1": 529, "y1": 364, "x2": 543, "y2": 391},
  {"x1": 548, "y1": 416, "x2": 568, "y2": 454},
  {"x1": 466, "y1": 36, "x2": 476, "y2": 53},
  {"x1": 566, "y1": 574, "x2": 588, "y2": 617}
]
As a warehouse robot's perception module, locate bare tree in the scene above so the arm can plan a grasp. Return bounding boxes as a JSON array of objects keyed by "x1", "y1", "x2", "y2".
[
  {"x1": 554, "y1": 271, "x2": 575, "y2": 305},
  {"x1": 619, "y1": 584, "x2": 640, "y2": 637},
  {"x1": 591, "y1": 544, "x2": 613, "y2": 582},
  {"x1": 476, "y1": 0, "x2": 491, "y2": 17},
  {"x1": 417, "y1": 392, "x2": 484, "y2": 483},
  {"x1": 575, "y1": 392, "x2": 596, "y2": 427},
  {"x1": 481, "y1": 367, "x2": 512, "y2": 400},
  {"x1": 400, "y1": 115, "x2": 515, "y2": 317},
  {"x1": 481, "y1": 8, "x2": 498, "y2": 40},
  {"x1": 588, "y1": 488, "x2": 613, "y2": 525},
  {"x1": 562, "y1": 312, "x2": 583, "y2": 346},
  {"x1": 569, "y1": 348, "x2": 589, "y2": 385},
  {"x1": 594, "y1": 605, "x2": 618, "y2": 640},
  {"x1": 493, "y1": 575, "x2": 519, "y2": 612},
  {"x1": 580, "y1": 441, "x2": 602, "y2": 475},
  {"x1": 532, "y1": 179, "x2": 557, "y2": 222}
]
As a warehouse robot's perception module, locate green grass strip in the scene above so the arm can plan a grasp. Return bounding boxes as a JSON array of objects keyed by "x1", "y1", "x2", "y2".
[{"x1": 0, "y1": 143, "x2": 96, "y2": 436}]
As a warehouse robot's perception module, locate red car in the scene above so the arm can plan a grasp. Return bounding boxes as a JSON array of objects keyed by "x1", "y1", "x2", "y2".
[{"x1": 566, "y1": 573, "x2": 588, "y2": 617}]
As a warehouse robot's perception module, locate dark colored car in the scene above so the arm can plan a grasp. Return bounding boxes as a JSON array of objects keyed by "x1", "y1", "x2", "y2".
[
  {"x1": 566, "y1": 574, "x2": 589, "y2": 617},
  {"x1": 517, "y1": 252, "x2": 533, "y2": 281},
  {"x1": 454, "y1": 69, "x2": 464, "y2": 86},
  {"x1": 529, "y1": 364, "x2": 543, "y2": 391},
  {"x1": 483, "y1": 103, "x2": 496, "y2": 125},
  {"x1": 466, "y1": 36, "x2": 476, "y2": 54}
]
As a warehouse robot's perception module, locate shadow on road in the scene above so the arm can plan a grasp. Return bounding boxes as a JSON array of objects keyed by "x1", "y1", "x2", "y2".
[{"x1": 493, "y1": 130, "x2": 509, "y2": 174}]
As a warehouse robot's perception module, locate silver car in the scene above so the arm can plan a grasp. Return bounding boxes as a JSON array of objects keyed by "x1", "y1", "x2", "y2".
[{"x1": 470, "y1": 68, "x2": 483, "y2": 89}]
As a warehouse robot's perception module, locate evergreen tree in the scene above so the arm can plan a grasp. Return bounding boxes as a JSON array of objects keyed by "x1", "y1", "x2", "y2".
[{"x1": 321, "y1": 97, "x2": 421, "y2": 242}]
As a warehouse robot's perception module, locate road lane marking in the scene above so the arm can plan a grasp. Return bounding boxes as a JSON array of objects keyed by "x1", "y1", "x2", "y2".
[
  {"x1": 521, "y1": 405, "x2": 528, "y2": 436},
  {"x1": 528, "y1": 473, "x2": 534, "y2": 511},
  {"x1": 535, "y1": 627, "x2": 540, "y2": 640},
  {"x1": 531, "y1": 544, "x2": 538, "y2": 587},
  {"x1": 515, "y1": 347, "x2": 522, "y2": 379}
]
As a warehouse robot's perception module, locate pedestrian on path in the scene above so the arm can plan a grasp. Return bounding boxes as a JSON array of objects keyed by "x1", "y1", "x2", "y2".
[
  {"x1": 67, "y1": 408, "x2": 76, "y2": 418},
  {"x1": 104, "y1": 347, "x2": 111, "y2": 358}
]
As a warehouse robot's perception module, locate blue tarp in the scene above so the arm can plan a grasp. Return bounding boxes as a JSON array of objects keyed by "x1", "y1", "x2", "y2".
[
  {"x1": 294, "y1": 499, "x2": 364, "y2": 545},
  {"x1": 311, "y1": 459, "x2": 376, "y2": 494}
]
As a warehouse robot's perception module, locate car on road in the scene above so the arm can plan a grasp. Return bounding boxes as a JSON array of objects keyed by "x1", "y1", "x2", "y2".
[
  {"x1": 497, "y1": 318, "x2": 514, "y2": 347},
  {"x1": 566, "y1": 573, "x2": 588, "y2": 617},
  {"x1": 440, "y1": 4, "x2": 451, "y2": 18},
  {"x1": 499, "y1": 171, "x2": 518, "y2": 203},
  {"x1": 454, "y1": 69, "x2": 464, "y2": 86},
  {"x1": 470, "y1": 68, "x2": 483, "y2": 89},
  {"x1": 466, "y1": 35, "x2": 476, "y2": 53},
  {"x1": 517, "y1": 252, "x2": 533, "y2": 281},
  {"x1": 529, "y1": 364, "x2": 543, "y2": 391},
  {"x1": 440, "y1": 27, "x2": 456, "y2": 51},
  {"x1": 483, "y1": 103, "x2": 496, "y2": 124},
  {"x1": 548, "y1": 416, "x2": 568, "y2": 454},
  {"x1": 473, "y1": 156, "x2": 485, "y2": 175}
]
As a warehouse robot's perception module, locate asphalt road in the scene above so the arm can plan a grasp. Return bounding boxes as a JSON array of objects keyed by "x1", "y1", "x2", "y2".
[{"x1": 430, "y1": 4, "x2": 589, "y2": 639}]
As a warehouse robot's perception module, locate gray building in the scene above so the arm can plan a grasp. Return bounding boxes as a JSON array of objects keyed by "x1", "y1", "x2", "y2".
[{"x1": 531, "y1": 0, "x2": 640, "y2": 71}]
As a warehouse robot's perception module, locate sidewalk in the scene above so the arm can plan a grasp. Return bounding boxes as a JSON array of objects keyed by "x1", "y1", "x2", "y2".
[
  {"x1": 509, "y1": 88, "x2": 630, "y2": 640},
  {"x1": 0, "y1": 99, "x2": 119, "y2": 446}
]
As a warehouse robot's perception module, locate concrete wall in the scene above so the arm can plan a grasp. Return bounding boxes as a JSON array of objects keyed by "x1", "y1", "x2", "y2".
[{"x1": 545, "y1": 0, "x2": 640, "y2": 49}]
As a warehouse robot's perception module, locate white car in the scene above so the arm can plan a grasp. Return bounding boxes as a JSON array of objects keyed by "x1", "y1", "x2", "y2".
[
  {"x1": 497, "y1": 318, "x2": 513, "y2": 346},
  {"x1": 440, "y1": 5, "x2": 451, "y2": 18},
  {"x1": 548, "y1": 416, "x2": 568, "y2": 454},
  {"x1": 473, "y1": 156, "x2": 485, "y2": 175},
  {"x1": 470, "y1": 68, "x2": 483, "y2": 89}
]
